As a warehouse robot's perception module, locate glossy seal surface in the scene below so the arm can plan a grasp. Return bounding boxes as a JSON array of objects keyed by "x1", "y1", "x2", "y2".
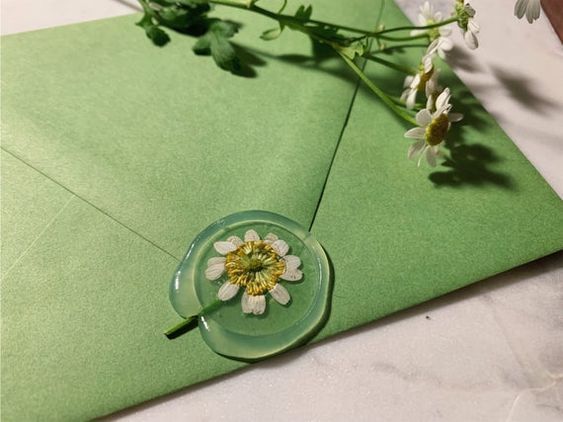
[{"x1": 170, "y1": 210, "x2": 331, "y2": 361}]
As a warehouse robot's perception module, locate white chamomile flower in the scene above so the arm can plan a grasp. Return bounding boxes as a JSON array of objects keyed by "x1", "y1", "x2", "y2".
[
  {"x1": 514, "y1": 0, "x2": 541, "y2": 23},
  {"x1": 411, "y1": 1, "x2": 454, "y2": 59},
  {"x1": 204, "y1": 229, "x2": 302, "y2": 315},
  {"x1": 401, "y1": 53, "x2": 439, "y2": 109},
  {"x1": 455, "y1": 0, "x2": 480, "y2": 49},
  {"x1": 404, "y1": 88, "x2": 463, "y2": 167}
]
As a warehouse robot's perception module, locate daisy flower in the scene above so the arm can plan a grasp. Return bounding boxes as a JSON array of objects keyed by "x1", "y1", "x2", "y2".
[
  {"x1": 514, "y1": 0, "x2": 541, "y2": 23},
  {"x1": 404, "y1": 88, "x2": 463, "y2": 167},
  {"x1": 401, "y1": 52, "x2": 440, "y2": 109},
  {"x1": 205, "y1": 229, "x2": 302, "y2": 315},
  {"x1": 455, "y1": 1, "x2": 480, "y2": 50},
  {"x1": 411, "y1": 1, "x2": 454, "y2": 59}
]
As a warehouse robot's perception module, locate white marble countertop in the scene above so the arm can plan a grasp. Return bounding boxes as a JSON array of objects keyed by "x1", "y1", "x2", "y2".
[{"x1": 2, "y1": 0, "x2": 562, "y2": 421}]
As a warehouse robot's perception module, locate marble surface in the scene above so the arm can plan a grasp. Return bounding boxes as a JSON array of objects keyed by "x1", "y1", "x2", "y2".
[{"x1": 2, "y1": 0, "x2": 562, "y2": 421}]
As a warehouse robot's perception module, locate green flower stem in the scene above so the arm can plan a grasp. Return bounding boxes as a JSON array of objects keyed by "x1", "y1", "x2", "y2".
[
  {"x1": 208, "y1": 0, "x2": 253, "y2": 7},
  {"x1": 375, "y1": 43, "x2": 429, "y2": 53},
  {"x1": 363, "y1": 54, "x2": 416, "y2": 74},
  {"x1": 164, "y1": 298, "x2": 223, "y2": 339},
  {"x1": 208, "y1": 1, "x2": 457, "y2": 40},
  {"x1": 376, "y1": 17, "x2": 458, "y2": 35},
  {"x1": 204, "y1": 2, "x2": 420, "y2": 127},
  {"x1": 378, "y1": 33, "x2": 431, "y2": 42},
  {"x1": 337, "y1": 50, "x2": 417, "y2": 126}
]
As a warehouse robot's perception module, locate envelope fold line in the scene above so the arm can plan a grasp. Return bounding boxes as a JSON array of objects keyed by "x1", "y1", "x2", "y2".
[
  {"x1": 1, "y1": 147, "x2": 181, "y2": 262},
  {"x1": 308, "y1": 59, "x2": 366, "y2": 231}
]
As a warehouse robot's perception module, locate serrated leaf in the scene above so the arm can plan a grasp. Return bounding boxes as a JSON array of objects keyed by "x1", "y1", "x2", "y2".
[
  {"x1": 294, "y1": 5, "x2": 313, "y2": 22},
  {"x1": 260, "y1": 26, "x2": 284, "y2": 41},
  {"x1": 136, "y1": 13, "x2": 170, "y2": 46},
  {"x1": 151, "y1": 2, "x2": 210, "y2": 31},
  {"x1": 193, "y1": 20, "x2": 241, "y2": 72},
  {"x1": 146, "y1": 25, "x2": 171, "y2": 46}
]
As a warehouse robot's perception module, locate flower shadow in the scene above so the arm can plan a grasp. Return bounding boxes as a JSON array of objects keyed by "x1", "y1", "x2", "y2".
[
  {"x1": 490, "y1": 65, "x2": 558, "y2": 114},
  {"x1": 427, "y1": 78, "x2": 515, "y2": 189},
  {"x1": 429, "y1": 139, "x2": 514, "y2": 189}
]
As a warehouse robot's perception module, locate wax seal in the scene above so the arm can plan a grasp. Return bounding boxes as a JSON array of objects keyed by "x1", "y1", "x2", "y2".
[{"x1": 168, "y1": 210, "x2": 331, "y2": 361}]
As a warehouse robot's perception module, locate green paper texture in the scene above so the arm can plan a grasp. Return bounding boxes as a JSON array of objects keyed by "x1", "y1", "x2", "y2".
[{"x1": 1, "y1": 0, "x2": 562, "y2": 419}]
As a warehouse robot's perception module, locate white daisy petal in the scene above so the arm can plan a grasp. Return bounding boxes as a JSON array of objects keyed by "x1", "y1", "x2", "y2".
[
  {"x1": 269, "y1": 284, "x2": 290, "y2": 305},
  {"x1": 425, "y1": 72, "x2": 439, "y2": 97},
  {"x1": 252, "y1": 295, "x2": 266, "y2": 315},
  {"x1": 406, "y1": 89, "x2": 417, "y2": 110},
  {"x1": 515, "y1": 0, "x2": 527, "y2": 19},
  {"x1": 264, "y1": 233, "x2": 278, "y2": 244},
  {"x1": 464, "y1": 30, "x2": 478, "y2": 49},
  {"x1": 435, "y1": 88, "x2": 450, "y2": 111},
  {"x1": 527, "y1": 0, "x2": 541, "y2": 23},
  {"x1": 416, "y1": 109, "x2": 432, "y2": 127},
  {"x1": 417, "y1": 146, "x2": 428, "y2": 167},
  {"x1": 214, "y1": 241, "x2": 237, "y2": 255},
  {"x1": 440, "y1": 37, "x2": 454, "y2": 51},
  {"x1": 283, "y1": 255, "x2": 301, "y2": 271},
  {"x1": 426, "y1": 39, "x2": 439, "y2": 56},
  {"x1": 404, "y1": 127, "x2": 426, "y2": 140},
  {"x1": 281, "y1": 268, "x2": 303, "y2": 281},
  {"x1": 448, "y1": 112, "x2": 464, "y2": 123},
  {"x1": 271, "y1": 239, "x2": 289, "y2": 257},
  {"x1": 207, "y1": 257, "x2": 226, "y2": 266},
  {"x1": 425, "y1": 147, "x2": 437, "y2": 167},
  {"x1": 426, "y1": 95, "x2": 435, "y2": 110},
  {"x1": 217, "y1": 282, "x2": 240, "y2": 301},
  {"x1": 468, "y1": 19, "x2": 480, "y2": 34},
  {"x1": 410, "y1": 74, "x2": 421, "y2": 89},
  {"x1": 403, "y1": 75, "x2": 414, "y2": 89},
  {"x1": 205, "y1": 261, "x2": 225, "y2": 280},
  {"x1": 227, "y1": 236, "x2": 243, "y2": 247},
  {"x1": 423, "y1": 56, "x2": 433, "y2": 73},
  {"x1": 244, "y1": 229, "x2": 260, "y2": 242},
  {"x1": 241, "y1": 291, "x2": 252, "y2": 313},
  {"x1": 408, "y1": 140, "x2": 425, "y2": 160}
]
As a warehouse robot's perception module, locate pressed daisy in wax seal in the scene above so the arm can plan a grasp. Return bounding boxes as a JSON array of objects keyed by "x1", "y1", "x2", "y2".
[
  {"x1": 205, "y1": 229, "x2": 302, "y2": 315},
  {"x1": 167, "y1": 210, "x2": 331, "y2": 361}
]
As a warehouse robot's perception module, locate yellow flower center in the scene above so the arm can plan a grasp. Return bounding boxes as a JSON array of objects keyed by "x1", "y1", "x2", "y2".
[
  {"x1": 425, "y1": 113, "x2": 449, "y2": 146},
  {"x1": 225, "y1": 241, "x2": 286, "y2": 296}
]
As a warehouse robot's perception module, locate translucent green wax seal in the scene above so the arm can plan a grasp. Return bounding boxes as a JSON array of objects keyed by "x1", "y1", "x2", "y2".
[{"x1": 169, "y1": 210, "x2": 331, "y2": 361}]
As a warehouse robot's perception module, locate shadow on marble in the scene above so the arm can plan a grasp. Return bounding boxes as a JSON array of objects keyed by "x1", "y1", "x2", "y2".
[
  {"x1": 446, "y1": 46, "x2": 486, "y2": 73},
  {"x1": 490, "y1": 65, "x2": 560, "y2": 114},
  {"x1": 111, "y1": 0, "x2": 140, "y2": 11}
]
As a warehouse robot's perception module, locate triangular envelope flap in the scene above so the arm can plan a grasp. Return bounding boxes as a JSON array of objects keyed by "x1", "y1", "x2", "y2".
[{"x1": 1, "y1": 1, "x2": 368, "y2": 259}]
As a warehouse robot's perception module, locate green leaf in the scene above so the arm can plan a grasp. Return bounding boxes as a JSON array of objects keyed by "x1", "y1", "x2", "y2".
[
  {"x1": 294, "y1": 5, "x2": 313, "y2": 22},
  {"x1": 155, "y1": 3, "x2": 211, "y2": 30},
  {"x1": 146, "y1": 25, "x2": 171, "y2": 46},
  {"x1": 192, "y1": 20, "x2": 241, "y2": 72},
  {"x1": 136, "y1": 13, "x2": 170, "y2": 47}
]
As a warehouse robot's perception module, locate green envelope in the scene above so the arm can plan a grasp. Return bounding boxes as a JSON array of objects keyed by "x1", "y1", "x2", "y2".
[{"x1": 1, "y1": 0, "x2": 562, "y2": 419}]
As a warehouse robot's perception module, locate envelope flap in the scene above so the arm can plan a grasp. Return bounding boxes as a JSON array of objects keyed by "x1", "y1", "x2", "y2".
[{"x1": 1, "y1": 2, "x2": 370, "y2": 258}]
